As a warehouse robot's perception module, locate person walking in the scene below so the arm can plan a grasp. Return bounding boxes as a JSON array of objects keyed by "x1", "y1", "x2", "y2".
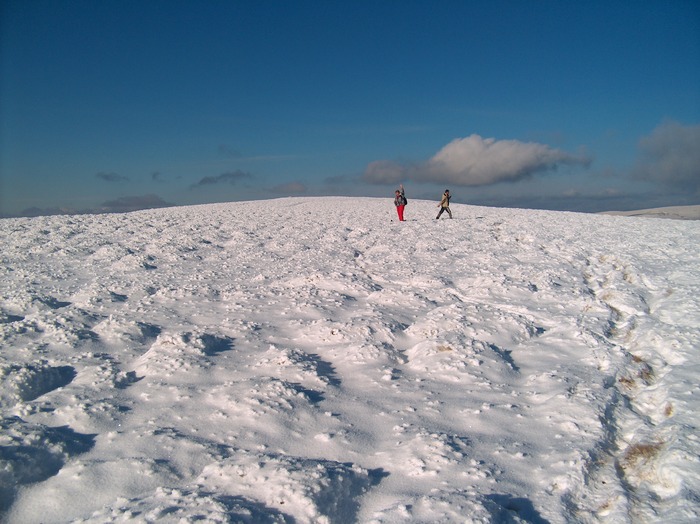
[
  {"x1": 436, "y1": 189, "x2": 452, "y2": 219},
  {"x1": 394, "y1": 184, "x2": 407, "y2": 221}
]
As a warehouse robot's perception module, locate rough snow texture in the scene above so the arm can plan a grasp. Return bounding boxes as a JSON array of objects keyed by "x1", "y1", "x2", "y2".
[{"x1": 1, "y1": 197, "x2": 698, "y2": 523}]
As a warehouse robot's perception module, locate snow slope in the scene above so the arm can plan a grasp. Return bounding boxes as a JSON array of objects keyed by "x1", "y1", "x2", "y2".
[
  {"x1": 601, "y1": 205, "x2": 700, "y2": 221},
  {"x1": 1, "y1": 197, "x2": 698, "y2": 523}
]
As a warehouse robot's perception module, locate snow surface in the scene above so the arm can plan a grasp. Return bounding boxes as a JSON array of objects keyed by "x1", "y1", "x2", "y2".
[{"x1": 1, "y1": 197, "x2": 698, "y2": 523}]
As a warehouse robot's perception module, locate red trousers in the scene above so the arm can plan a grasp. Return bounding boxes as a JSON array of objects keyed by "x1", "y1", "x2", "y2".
[{"x1": 396, "y1": 205, "x2": 405, "y2": 221}]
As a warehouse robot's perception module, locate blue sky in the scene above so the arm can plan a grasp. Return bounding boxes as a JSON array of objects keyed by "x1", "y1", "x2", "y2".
[{"x1": 1, "y1": 0, "x2": 699, "y2": 217}]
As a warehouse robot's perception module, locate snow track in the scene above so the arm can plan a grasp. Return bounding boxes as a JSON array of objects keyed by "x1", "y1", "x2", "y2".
[{"x1": 1, "y1": 197, "x2": 698, "y2": 522}]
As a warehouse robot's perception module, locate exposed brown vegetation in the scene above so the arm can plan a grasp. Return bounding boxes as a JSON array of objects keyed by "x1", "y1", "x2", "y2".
[{"x1": 621, "y1": 441, "x2": 664, "y2": 470}]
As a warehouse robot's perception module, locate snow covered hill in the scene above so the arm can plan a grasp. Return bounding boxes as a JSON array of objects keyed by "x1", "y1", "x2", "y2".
[
  {"x1": 601, "y1": 205, "x2": 700, "y2": 221},
  {"x1": 1, "y1": 197, "x2": 698, "y2": 523}
]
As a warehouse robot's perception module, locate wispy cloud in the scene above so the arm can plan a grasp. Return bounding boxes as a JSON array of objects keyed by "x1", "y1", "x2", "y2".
[
  {"x1": 632, "y1": 121, "x2": 700, "y2": 192},
  {"x1": 96, "y1": 172, "x2": 130, "y2": 183},
  {"x1": 324, "y1": 174, "x2": 354, "y2": 185},
  {"x1": 363, "y1": 134, "x2": 591, "y2": 186},
  {"x1": 190, "y1": 170, "x2": 252, "y2": 189}
]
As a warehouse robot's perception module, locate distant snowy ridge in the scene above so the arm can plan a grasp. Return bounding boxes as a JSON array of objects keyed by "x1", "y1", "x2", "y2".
[
  {"x1": 601, "y1": 204, "x2": 700, "y2": 220},
  {"x1": 1, "y1": 197, "x2": 698, "y2": 523}
]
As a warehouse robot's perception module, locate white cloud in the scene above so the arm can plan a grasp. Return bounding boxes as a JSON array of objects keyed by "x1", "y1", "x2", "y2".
[
  {"x1": 362, "y1": 159, "x2": 407, "y2": 185},
  {"x1": 425, "y1": 135, "x2": 590, "y2": 185},
  {"x1": 633, "y1": 121, "x2": 700, "y2": 191},
  {"x1": 363, "y1": 134, "x2": 590, "y2": 186}
]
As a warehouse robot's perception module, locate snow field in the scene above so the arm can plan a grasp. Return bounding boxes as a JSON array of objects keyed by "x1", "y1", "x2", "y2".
[{"x1": 0, "y1": 197, "x2": 698, "y2": 522}]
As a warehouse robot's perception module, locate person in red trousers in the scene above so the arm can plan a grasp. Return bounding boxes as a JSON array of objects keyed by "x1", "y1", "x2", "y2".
[{"x1": 394, "y1": 184, "x2": 407, "y2": 221}]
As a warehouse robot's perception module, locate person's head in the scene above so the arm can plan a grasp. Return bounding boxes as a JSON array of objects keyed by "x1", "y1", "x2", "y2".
[
  {"x1": 445, "y1": 189, "x2": 450, "y2": 194},
  {"x1": 395, "y1": 190, "x2": 400, "y2": 195}
]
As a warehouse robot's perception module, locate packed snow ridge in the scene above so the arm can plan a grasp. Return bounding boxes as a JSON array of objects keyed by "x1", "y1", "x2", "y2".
[{"x1": 1, "y1": 197, "x2": 698, "y2": 523}]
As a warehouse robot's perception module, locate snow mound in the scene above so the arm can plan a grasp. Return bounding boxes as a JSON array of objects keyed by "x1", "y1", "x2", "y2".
[
  {"x1": 133, "y1": 331, "x2": 234, "y2": 377},
  {"x1": 196, "y1": 452, "x2": 375, "y2": 523},
  {"x1": 76, "y1": 486, "x2": 290, "y2": 523},
  {"x1": 0, "y1": 361, "x2": 76, "y2": 406},
  {"x1": 0, "y1": 416, "x2": 95, "y2": 512}
]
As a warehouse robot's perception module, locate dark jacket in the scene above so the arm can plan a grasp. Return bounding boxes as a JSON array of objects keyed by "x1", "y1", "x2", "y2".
[{"x1": 394, "y1": 189, "x2": 407, "y2": 207}]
